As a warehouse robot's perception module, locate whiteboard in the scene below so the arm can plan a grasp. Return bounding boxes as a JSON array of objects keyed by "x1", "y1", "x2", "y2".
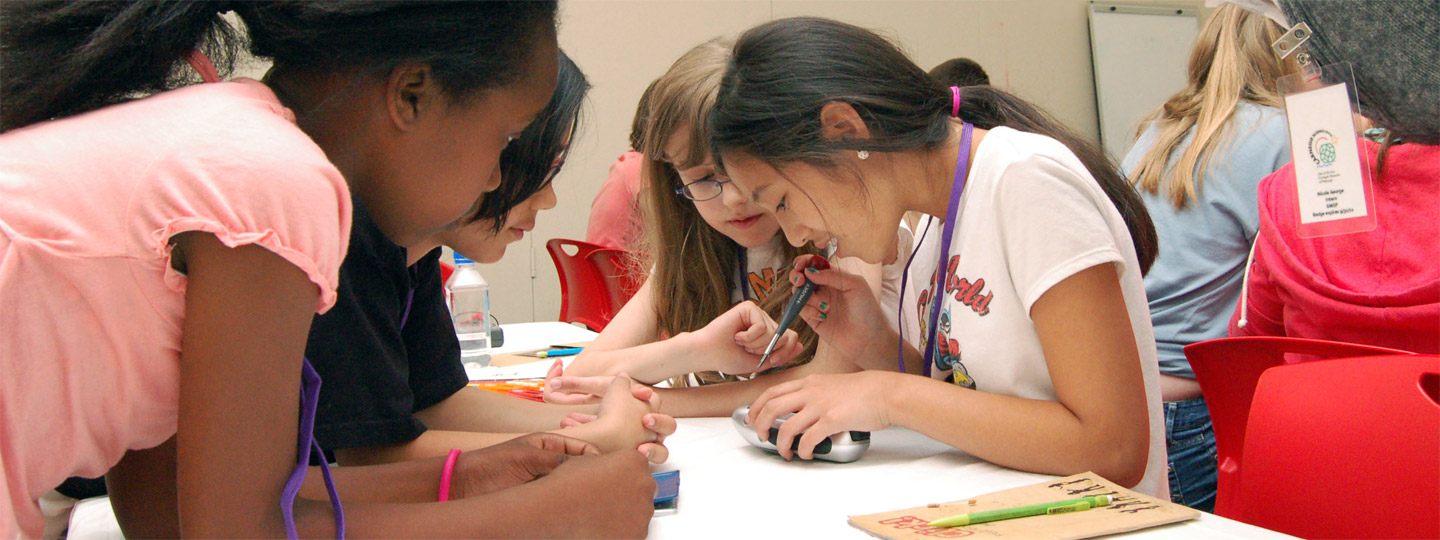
[{"x1": 1088, "y1": 2, "x2": 1200, "y2": 160}]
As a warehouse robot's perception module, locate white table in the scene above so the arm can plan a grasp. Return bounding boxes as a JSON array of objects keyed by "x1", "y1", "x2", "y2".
[
  {"x1": 70, "y1": 419, "x2": 1294, "y2": 540},
  {"x1": 70, "y1": 321, "x2": 1292, "y2": 539},
  {"x1": 465, "y1": 321, "x2": 598, "y2": 380},
  {"x1": 650, "y1": 418, "x2": 1294, "y2": 539}
]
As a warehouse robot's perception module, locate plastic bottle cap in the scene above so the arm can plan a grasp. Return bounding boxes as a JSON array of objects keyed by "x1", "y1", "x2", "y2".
[{"x1": 453, "y1": 253, "x2": 474, "y2": 265}]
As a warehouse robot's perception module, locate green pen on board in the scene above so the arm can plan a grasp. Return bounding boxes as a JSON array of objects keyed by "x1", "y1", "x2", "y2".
[{"x1": 928, "y1": 494, "x2": 1113, "y2": 528}]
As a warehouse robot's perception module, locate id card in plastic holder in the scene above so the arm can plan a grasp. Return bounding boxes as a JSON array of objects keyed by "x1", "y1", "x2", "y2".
[{"x1": 1278, "y1": 62, "x2": 1377, "y2": 238}]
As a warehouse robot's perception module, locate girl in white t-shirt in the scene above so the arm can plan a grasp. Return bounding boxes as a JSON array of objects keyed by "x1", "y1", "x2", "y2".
[
  {"x1": 551, "y1": 38, "x2": 885, "y2": 417},
  {"x1": 709, "y1": 17, "x2": 1169, "y2": 497}
]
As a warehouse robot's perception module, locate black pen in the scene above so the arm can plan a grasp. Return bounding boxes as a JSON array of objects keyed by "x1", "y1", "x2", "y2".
[{"x1": 755, "y1": 244, "x2": 836, "y2": 372}]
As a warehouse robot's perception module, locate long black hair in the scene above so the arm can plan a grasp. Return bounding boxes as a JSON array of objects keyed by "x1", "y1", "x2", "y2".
[
  {"x1": 0, "y1": 1, "x2": 558, "y2": 133},
  {"x1": 710, "y1": 17, "x2": 1157, "y2": 274},
  {"x1": 467, "y1": 50, "x2": 590, "y2": 231}
]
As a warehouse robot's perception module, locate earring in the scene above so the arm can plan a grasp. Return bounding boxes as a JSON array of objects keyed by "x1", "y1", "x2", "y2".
[{"x1": 857, "y1": 150, "x2": 870, "y2": 160}]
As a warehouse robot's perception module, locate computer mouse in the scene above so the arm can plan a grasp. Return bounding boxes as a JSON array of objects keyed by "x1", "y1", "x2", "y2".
[{"x1": 732, "y1": 405, "x2": 869, "y2": 463}]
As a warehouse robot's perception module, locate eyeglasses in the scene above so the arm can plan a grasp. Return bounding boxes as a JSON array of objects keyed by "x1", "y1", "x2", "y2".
[{"x1": 674, "y1": 176, "x2": 732, "y2": 201}]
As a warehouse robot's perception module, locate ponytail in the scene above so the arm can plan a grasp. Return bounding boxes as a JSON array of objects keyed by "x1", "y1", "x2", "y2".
[
  {"x1": 955, "y1": 86, "x2": 1158, "y2": 274},
  {"x1": 711, "y1": 17, "x2": 1157, "y2": 274},
  {"x1": 1, "y1": 1, "x2": 558, "y2": 133}
]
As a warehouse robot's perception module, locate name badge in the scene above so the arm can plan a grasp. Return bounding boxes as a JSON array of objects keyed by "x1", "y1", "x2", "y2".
[{"x1": 1280, "y1": 63, "x2": 1377, "y2": 237}]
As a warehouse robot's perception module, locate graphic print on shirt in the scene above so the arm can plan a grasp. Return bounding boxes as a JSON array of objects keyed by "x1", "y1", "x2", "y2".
[
  {"x1": 916, "y1": 255, "x2": 991, "y2": 389},
  {"x1": 935, "y1": 309, "x2": 975, "y2": 389},
  {"x1": 745, "y1": 267, "x2": 783, "y2": 303}
]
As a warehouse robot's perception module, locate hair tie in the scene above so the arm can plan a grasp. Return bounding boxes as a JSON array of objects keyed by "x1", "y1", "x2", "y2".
[
  {"x1": 184, "y1": 49, "x2": 221, "y2": 84},
  {"x1": 950, "y1": 86, "x2": 962, "y2": 117}
]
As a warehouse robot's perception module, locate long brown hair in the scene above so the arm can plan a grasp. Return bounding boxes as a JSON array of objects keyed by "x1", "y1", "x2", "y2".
[
  {"x1": 638, "y1": 37, "x2": 818, "y2": 385},
  {"x1": 1129, "y1": 4, "x2": 1296, "y2": 209}
]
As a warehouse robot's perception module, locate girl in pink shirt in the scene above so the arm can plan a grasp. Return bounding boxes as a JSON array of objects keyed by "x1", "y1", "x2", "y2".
[{"x1": 0, "y1": 2, "x2": 653, "y2": 538}]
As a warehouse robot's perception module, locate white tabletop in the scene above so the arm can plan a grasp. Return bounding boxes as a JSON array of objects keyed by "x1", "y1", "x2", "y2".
[
  {"x1": 69, "y1": 322, "x2": 1292, "y2": 539},
  {"x1": 465, "y1": 321, "x2": 598, "y2": 380},
  {"x1": 69, "y1": 416, "x2": 1293, "y2": 540},
  {"x1": 650, "y1": 417, "x2": 1293, "y2": 539}
]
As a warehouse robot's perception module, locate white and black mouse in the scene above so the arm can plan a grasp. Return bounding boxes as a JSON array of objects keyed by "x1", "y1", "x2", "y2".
[{"x1": 732, "y1": 405, "x2": 869, "y2": 463}]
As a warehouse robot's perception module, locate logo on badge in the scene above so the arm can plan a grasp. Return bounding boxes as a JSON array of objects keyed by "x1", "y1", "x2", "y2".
[{"x1": 1308, "y1": 129, "x2": 1338, "y2": 167}]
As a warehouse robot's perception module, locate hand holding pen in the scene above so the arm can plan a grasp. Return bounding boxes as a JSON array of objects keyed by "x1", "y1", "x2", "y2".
[
  {"x1": 780, "y1": 253, "x2": 894, "y2": 365},
  {"x1": 755, "y1": 249, "x2": 835, "y2": 372}
]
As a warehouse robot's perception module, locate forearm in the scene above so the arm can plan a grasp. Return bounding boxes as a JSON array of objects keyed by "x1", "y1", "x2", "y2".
[
  {"x1": 564, "y1": 332, "x2": 706, "y2": 383},
  {"x1": 846, "y1": 326, "x2": 925, "y2": 374},
  {"x1": 332, "y1": 431, "x2": 527, "y2": 467},
  {"x1": 306, "y1": 454, "x2": 448, "y2": 502},
  {"x1": 884, "y1": 372, "x2": 1148, "y2": 487},
  {"x1": 657, "y1": 357, "x2": 856, "y2": 417},
  {"x1": 333, "y1": 422, "x2": 636, "y2": 468},
  {"x1": 416, "y1": 386, "x2": 594, "y2": 433},
  {"x1": 293, "y1": 478, "x2": 593, "y2": 538}
]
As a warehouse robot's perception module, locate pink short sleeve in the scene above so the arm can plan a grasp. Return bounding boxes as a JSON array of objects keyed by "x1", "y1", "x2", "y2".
[{"x1": 127, "y1": 81, "x2": 352, "y2": 313}]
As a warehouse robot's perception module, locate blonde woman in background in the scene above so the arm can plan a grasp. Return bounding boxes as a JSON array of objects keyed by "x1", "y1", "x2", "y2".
[
  {"x1": 1118, "y1": 3, "x2": 1298, "y2": 511},
  {"x1": 548, "y1": 37, "x2": 882, "y2": 417}
]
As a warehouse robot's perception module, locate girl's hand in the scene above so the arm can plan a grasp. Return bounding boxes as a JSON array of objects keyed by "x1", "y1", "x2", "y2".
[
  {"x1": 685, "y1": 300, "x2": 806, "y2": 375},
  {"x1": 746, "y1": 371, "x2": 896, "y2": 460},
  {"x1": 542, "y1": 359, "x2": 646, "y2": 405},
  {"x1": 447, "y1": 432, "x2": 598, "y2": 500},
  {"x1": 787, "y1": 255, "x2": 890, "y2": 362},
  {"x1": 588, "y1": 375, "x2": 677, "y2": 464},
  {"x1": 558, "y1": 411, "x2": 597, "y2": 428}
]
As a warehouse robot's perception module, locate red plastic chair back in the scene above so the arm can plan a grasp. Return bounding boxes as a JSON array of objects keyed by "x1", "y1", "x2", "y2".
[
  {"x1": 439, "y1": 261, "x2": 455, "y2": 286},
  {"x1": 545, "y1": 239, "x2": 641, "y2": 331},
  {"x1": 1240, "y1": 355, "x2": 1440, "y2": 539},
  {"x1": 589, "y1": 247, "x2": 643, "y2": 313},
  {"x1": 1184, "y1": 336, "x2": 1417, "y2": 519}
]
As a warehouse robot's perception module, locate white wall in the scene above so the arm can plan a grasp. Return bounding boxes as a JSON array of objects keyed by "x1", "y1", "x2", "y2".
[{"x1": 487, "y1": 0, "x2": 1200, "y2": 325}]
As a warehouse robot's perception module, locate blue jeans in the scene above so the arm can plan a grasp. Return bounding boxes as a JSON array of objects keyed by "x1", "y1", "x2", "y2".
[{"x1": 1164, "y1": 396, "x2": 1218, "y2": 512}]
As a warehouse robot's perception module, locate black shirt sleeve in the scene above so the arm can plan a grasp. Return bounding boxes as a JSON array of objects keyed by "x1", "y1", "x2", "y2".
[{"x1": 306, "y1": 201, "x2": 464, "y2": 451}]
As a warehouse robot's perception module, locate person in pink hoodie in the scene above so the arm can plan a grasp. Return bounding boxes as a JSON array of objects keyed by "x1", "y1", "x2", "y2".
[
  {"x1": 586, "y1": 82, "x2": 656, "y2": 252},
  {"x1": 1229, "y1": 1, "x2": 1439, "y2": 353}
]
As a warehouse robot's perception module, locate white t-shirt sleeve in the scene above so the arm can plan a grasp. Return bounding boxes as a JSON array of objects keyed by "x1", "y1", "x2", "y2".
[{"x1": 992, "y1": 151, "x2": 1126, "y2": 313}]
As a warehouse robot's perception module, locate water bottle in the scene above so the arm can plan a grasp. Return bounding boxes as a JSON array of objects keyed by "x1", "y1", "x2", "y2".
[{"x1": 447, "y1": 254, "x2": 492, "y2": 366}]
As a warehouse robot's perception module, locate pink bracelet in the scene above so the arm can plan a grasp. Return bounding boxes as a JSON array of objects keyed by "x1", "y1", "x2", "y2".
[{"x1": 437, "y1": 448, "x2": 462, "y2": 502}]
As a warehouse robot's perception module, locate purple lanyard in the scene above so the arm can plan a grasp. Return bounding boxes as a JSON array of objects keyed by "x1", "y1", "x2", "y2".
[
  {"x1": 276, "y1": 286, "x2": 413, "y2": 539},
  {"x1": 897, "y1": 122, "x2": 973, "y2": 377},
  {"x1": 280, "y1": 358, "x2": 346, "y2": 539},
  {"x1": 280, "y1": 285, "x2": 414, "y2": 538},
  {"x1": 738, "y1": 248, "x2": 752, "y2": 301},
  {"x1": 400, "y1": 287, "x2": 415, "y2": 329}
]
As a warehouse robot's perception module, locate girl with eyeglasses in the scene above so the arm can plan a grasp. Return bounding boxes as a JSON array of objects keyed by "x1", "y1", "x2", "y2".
[{"x1": 548, "y1": 37, "x2": 894, "y2": 417}]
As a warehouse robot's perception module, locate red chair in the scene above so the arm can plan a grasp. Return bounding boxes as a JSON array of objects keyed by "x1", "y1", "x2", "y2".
[
  {"x1": 1240, "y1": 355, "x2": 1440, "y2": 539},
  {"x1": 1185, "y1": 336, "x2": 1417, "y2": 519},
  {"x1": 439, "y1": 261, "x2": 455, "y2": 285},
  {"x1": 545, "y1": 239, "x2": 642, "y2": 331}
]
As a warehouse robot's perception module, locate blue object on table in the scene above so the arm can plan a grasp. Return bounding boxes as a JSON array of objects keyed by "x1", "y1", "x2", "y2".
[
  {"x1": 535, "y1": 347, "x2": 583, "y2": 358},
  {"x1": 653, "y1": 470, "x2": 680, "y2": 505}
]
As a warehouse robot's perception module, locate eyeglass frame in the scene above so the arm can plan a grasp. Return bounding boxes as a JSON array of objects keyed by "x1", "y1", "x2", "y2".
[{"x1": 674, "y1": 176, "x2": 733, "y2": 201}]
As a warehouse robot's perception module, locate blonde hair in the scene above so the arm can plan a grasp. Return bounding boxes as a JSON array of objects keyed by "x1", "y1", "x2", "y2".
[
  {"x1": 1130, "y1": 4, "x2": 1297, "y2": 209},
  {"x1": 637, "y1": 37, "x2": 818, "y2": 386}
]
